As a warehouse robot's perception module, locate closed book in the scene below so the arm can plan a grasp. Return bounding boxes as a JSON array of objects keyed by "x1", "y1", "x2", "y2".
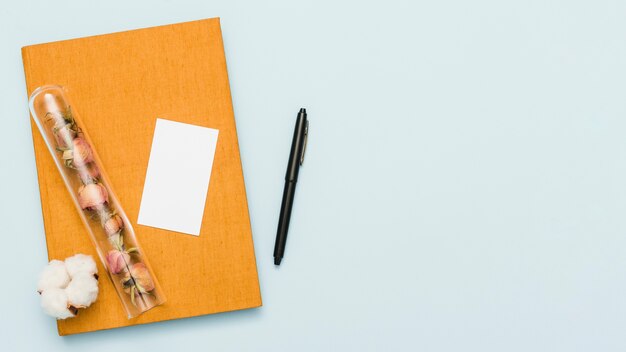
[{"x1": 22, "y1": 18, "x2": 261, "y2": 335}]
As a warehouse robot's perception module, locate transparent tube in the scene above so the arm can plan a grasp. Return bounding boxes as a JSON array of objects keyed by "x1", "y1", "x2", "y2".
[{"x1": 29, "y1": 85, "x2": 165, "y2": 318}]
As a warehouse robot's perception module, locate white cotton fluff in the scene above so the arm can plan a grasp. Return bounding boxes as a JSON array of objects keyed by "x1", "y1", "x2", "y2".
[
  {"x1": 64, "y1": 254, "x2": 97, "y2": 278},
  {"x1": 65, "y1": 272, "x2": 99, "y2": 308},
  {"x1": 37, "y1": 260, "x2": 70, "y2": 292},
  {"x1": 41, "y1": 288, "x2": 74, "y2": 319},
  {"x1": 38, "y1": 254, "x2": 99, "y2": 319}
]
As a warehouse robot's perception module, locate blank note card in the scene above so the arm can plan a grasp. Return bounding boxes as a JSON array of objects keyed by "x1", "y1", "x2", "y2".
[{"x1": 138, "y1": 118, "x2": 219, "y2": 236}]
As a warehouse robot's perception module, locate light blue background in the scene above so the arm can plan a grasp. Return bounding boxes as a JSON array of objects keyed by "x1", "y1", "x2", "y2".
[{"x1": 2, "y1": 0, "x2": 626, "y2": 350}]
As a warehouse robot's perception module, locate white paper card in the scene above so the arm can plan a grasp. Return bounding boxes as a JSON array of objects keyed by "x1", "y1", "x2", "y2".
[{"x1": 137, "y1": 118, "x2": 219, "y2": 236}]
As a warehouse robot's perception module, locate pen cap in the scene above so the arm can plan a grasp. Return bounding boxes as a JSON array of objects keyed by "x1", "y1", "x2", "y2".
[{"x1": 285, "y1": 109, "x2": 308, "y2": 181}]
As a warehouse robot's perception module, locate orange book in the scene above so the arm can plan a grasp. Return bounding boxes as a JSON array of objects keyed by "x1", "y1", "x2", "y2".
[{"x1": 22, "y1": 18, "x2": 262, "y2": 335}]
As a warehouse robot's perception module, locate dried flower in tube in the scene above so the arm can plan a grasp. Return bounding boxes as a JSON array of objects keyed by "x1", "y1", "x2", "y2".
[
  {"x1": 104, "y1": 214, "x2": 124, "y2": 237},
  {"x1": 71, "y1": 137, "x2": 93, "y2": 167},
  {"x1": 77, "y1": 183, "x2": 108, "y2": 210},
  {"x1": 106, "y1": 250, "x2": 130, "y2": 274},
  {"x1": 124, "y1": 263, "x2": 155, "y2": 293},
  {"x1": 31, "y1": 86, "x2": 165, "y2": 317}
]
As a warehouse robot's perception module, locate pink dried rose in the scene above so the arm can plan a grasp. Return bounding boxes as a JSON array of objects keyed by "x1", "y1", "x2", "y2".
[
  {"x1": 124, "y1": 263, "x2": 155, "y2": 293},
  {"x1": 104, "y1": 214, "x2": 124, "y2": 236},
  {"x1": 106, "y1": 250, "x2": 130, "y2": 274},
  {"x1": 71, "y1": 137, "x2": 94, "y2": 167},
  {"x1": 77, "y1": 183, "x2": 108, "y2": 210}
]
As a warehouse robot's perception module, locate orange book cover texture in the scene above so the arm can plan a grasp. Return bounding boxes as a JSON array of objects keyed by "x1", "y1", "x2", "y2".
[{"x1": 22, "y1": 18, "x2": 262, "y2": 335}]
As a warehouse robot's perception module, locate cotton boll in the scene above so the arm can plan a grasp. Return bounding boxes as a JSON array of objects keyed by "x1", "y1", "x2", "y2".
[
  {"x1": 37, "y1": 260, "x2": 70, "y2": 292},
  {"x1": 65, "y1": 273, "x2": 99, "y2": 308},
  {"x1": 38, "y1": 254, "x2": 99, "y2": 319},
  {"x1": 41, "y1": 288, "x2": 74, "y2": 319},
  {"x1": 65, "y1": 254, "x2": 97, "y2": 278}
]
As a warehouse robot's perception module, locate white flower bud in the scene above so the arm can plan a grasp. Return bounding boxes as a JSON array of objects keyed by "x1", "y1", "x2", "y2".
[
  {"x1": 37, "y1": 260, "x2": 70, "y2": 292},
  {"x1": 41, "y1": 288, "x2": 74, "y2": 319},
  {"x1": 65, "y1": 273, "x2": 99, "y2": 308},
  {"x1": 64, "y1": 254, "x2": 97, "y2": 278}
]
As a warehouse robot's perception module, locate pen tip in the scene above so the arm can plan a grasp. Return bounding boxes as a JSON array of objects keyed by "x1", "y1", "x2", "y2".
[
  {"x1": 274, "y1": 257, "x2": 282, "y2": 265},
  {"x1": 299, "y1": 108, "x2": 306, "y2": 114}
]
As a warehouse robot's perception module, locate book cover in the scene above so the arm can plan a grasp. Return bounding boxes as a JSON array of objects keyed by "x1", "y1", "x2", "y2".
[{"x1": 22, "y1": 18, "x2": 262, "y2": 335}]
